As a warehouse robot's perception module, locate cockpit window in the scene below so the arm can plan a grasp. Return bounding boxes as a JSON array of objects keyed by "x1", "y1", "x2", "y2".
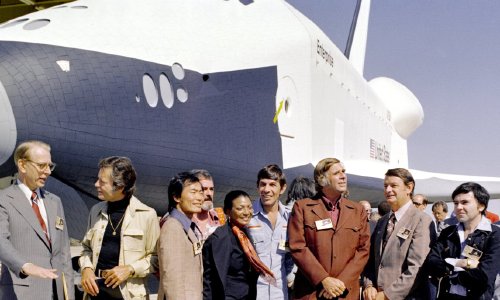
[
  {"x1": 23, "y1": 19, "x2": 50, "y2": 31},
  {"x1": 172, "y1": 63, "x2": 185, "y2": 80},
  {"x1": 159, "y1": 73, "x2": 174, "y2": 108},
  {"x1": 1, "y1": 18, "x2": 29, "y2": 29},
  {"x1": 142, "y1": 74, "x2": 159, "y2": 108},
  {"x1": 177, "y1": 87, "x2": 188, "y2": 103}
]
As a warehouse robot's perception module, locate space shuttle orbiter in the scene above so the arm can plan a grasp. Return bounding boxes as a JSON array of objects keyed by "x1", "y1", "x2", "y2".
[{"x1": 1, "y1": 0, "x2": 499, "y2": 238}]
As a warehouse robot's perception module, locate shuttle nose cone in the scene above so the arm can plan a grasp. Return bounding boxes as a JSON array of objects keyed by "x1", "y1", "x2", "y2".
[{"x1": 0, "y1": 80, "x2": 17, "y2": 165}]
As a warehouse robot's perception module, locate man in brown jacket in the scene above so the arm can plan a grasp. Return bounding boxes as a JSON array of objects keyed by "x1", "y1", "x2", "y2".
[{"x1": 288, "y1": 158, "x2": 370, "y2": 300}]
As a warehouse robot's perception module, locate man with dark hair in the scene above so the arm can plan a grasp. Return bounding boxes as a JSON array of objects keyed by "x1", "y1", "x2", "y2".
[
  {"x1": 425, "y1": 182, "x2": 500, "y2": 299},
  {"x1": 377, "y1": 200, "x2": 391, "y2": 217},
  {"x1": 247, "y1": 164, "x2": 294, "y2": 300},
  {"x1": 412, "y1": 194, "x2": 428, "y2": 212},
  {"x1": 158, "y1": 172, "x2": 204, "y2": 300},
  {"x1": 431, "y1": 200, "x2": 449, "y2": 236},
  {"x1": 80, "y1": 156, "x2": 159, "y2": 300},
  {"x1": 289, "y1": 158, "x2": 370, "y2": 300},
  {"x1": 0, "y1": 140, "x2": 74, "y2": 299},
  {"x1": 191, "y1": 169, "x2": 223, "y2": 240},
  {"x1": 363, "y1": 168, "x2": 432, "y2": 300}
]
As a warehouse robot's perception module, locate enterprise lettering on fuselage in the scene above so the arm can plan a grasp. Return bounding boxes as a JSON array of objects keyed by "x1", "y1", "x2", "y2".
[{"x1": 316, "y1": 39, "x2": 334, "y2": 67}]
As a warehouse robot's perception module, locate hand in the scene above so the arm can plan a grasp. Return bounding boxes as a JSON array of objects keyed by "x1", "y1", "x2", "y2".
[
  {"x1": 375, "y1": 291, "x2": 388, "y2": 300},
  {"x1": 104, "y1": 265, "x2": 134, "y2": 288},
  {"x1": 81, "y1": 267, "x2": 99, "y2": 297},
  {"x1": 321, "y1": 277, "x2": 346, "y2": 298},
  {"x1": 287, "y1": 278, "x2": 294, "y2": 288},
  {"x1": 363, "y1": 286, "x2": 378, "y2": 300},
  {"x1": 22, "y1": 263, "x2": 58, "y2": 279},
  {"x1": 319, "y1": 288, "x2": 336, "y2": 299},
  {"x1": 456, "y1": 258, "x2": 479, "y2": 269}
]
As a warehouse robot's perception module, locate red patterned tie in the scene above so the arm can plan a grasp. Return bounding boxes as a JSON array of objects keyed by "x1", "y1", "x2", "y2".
[
  {"x1": 382, "y1": 213, "x2": 396, "y2": 252},
  {"x1": 31, "y1": 192, "x2": 51, "y2": 246}
]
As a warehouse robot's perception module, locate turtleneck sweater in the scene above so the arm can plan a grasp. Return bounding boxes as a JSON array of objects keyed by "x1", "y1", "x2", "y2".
[{"x1": 96, "y1": 197, "x2": 131, "y2": 272}]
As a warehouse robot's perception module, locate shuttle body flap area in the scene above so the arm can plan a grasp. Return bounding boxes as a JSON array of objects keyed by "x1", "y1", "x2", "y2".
[{"x1": 0, "y1": 39, "x2": 283, "y2": 216}]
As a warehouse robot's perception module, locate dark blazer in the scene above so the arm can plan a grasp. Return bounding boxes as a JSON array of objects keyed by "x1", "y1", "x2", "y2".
[
  {"x1": 425, "y1": 219, "x2": 500, "y2": 299},
  {"x1": 363, "y1": 204, "x2": 432, "y2": 300},
  {"x1": 0, "y1": 184, "x2": 74, "y2": 300},
  {"x1": 202, "y1": 224, "x2": 258, "y2": 300},
  {"x1": 288, "y1": 196, "x2": 370, "y2": 300}
]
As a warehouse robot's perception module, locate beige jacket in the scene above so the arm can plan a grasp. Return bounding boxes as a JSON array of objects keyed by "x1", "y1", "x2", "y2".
[
  {"x1": 79, "y1": 196, "x2": 160, "y2": 300},
  {"x1": 157, "y1": 215, "x2": 203, "y2": 300}
]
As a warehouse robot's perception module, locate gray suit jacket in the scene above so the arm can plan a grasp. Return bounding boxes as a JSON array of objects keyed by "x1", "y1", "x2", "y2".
[
  {"x1": 0, "y1": 184, "x2": 74, "y2": 300},
  {"x1": 364, "y1": 204, "x2": 432, "y2": 299}
]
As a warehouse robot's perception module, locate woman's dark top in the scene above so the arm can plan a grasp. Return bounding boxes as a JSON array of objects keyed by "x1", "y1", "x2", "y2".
[
  {"x1": 226, "y1": 230, "x2": 253, "y2": 299},
  {"x1": 203, "y1": 224, "x2": 258, "y2": 300}
]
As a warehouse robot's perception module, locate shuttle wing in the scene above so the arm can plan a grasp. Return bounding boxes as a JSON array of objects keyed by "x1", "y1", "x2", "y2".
[
  {"x1": 343, "y1": 159, "x2": 500, "y2": 203},
  {"x1": 411, "y1": 170, "x2": 500, "y2": 201}
]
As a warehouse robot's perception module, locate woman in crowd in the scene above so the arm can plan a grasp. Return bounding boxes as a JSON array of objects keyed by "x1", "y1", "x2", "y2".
[
  {"x1": 425, "y1": 182, "x2": 500, "y2": 300},
  {"x1": 285, "y1": 176, "x2": 316, "y2": 210},
  {"x1": 202, "y1": 190, "x2": 274, "y2": 300}
]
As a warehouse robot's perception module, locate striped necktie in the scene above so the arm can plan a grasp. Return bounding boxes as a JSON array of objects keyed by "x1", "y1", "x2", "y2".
[
  {"x1": 31, "y1": 192, "x2": 51, "y2": 246},
  {"x1": 382, "y1": 213, "x2": 396, "y2": 252}
]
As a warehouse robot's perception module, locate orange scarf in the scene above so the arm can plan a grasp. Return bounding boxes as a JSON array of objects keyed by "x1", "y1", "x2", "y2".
[{"x1": 231, "y1": 223, "x2": 275, "y2": 283}]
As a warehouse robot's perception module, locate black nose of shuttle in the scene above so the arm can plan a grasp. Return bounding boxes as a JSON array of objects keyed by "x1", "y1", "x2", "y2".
[{"x1": 0, "y1": 80, "x2": 17, "y2": 166}]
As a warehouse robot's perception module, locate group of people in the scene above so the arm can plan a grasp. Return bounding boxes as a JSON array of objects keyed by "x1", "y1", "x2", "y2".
[{"x1": 0, "y1": 140, "x2": 499, "y2": 300}]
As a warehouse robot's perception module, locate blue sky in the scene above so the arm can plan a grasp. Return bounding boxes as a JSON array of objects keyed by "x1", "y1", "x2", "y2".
[{"x1": 287, "y1": 1, "x2": 500, "y2": 177}]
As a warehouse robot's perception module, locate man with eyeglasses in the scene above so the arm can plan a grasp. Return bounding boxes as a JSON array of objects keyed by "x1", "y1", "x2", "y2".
[
  {"x1": 0, "y1": 140, "x2": 74, "y2": 299},
  {"x1": 411, "y1": 193, "x2": 428, "y2": 212}
]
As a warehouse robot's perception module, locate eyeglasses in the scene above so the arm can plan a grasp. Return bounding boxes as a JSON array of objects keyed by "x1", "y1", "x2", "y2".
[
  {"x1": 25, "y1": 159, "x2": 56, "y2": 172},
  {"x1": 412, "y1": 201, "x2": 423, "y2": 207}
]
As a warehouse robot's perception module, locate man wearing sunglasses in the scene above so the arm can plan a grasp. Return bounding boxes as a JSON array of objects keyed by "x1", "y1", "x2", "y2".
[
  {"x1": 0, "y1": 140, "x2": 74, "y2": 299},
  {"x1": 411, "y1": 194, "x2": 428, "y2": 212}
]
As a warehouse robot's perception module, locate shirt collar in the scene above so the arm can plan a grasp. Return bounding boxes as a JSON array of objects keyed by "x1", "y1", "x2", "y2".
[
  {"x1": 16, "y1": 179, "x2": 42, "y2": 200},
  {"x1": 321, "y1": 195, "x2": 341, "y2": 211},
  {"x1": 459, "y1": 215, "x2": 492, "y2": 232},
  {"x1": 393, "y1": 200, "x2": 412, "y2": 222},
  {"x1": 170, "y1": 208, "x2": 197, "y2": 233},
  {"x1": 253, "y1": 198, "x2": 287, "y2": 217}
]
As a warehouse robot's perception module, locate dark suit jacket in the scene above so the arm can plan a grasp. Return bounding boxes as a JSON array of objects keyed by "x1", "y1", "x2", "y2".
[
  {"x1": 363, "y1": 204, "x2": 432, "y2": 300},
  {"x1": 288, "y1": 196, "x2": 370, "y2": 300},
  {"x1": 202, "y1": 224, "x2": 258, "y2": 300},
  {"x1": 0, "y1": 184, "x2": 74, "y2": 300}
]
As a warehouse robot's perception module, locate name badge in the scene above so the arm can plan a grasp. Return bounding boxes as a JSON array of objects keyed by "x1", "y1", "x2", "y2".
[
  {"x1": 462, "y1": 245, "x2": 483, "y2": 261},
  {"x1": 193, "y1": 241, "x2": 203, "y2": 255},
  {"x1": 55, "y1": 216, "x2": 64, "y2": 230},
  {"x1": 278, "y1": 240, "x2": 290, "y2": 252},
  {"x1": 396, "y1": 227, "x2": 411, "y2": 239},
  {"x1": 315, "y1": 219, "x2": 333, "y2": 230}
]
